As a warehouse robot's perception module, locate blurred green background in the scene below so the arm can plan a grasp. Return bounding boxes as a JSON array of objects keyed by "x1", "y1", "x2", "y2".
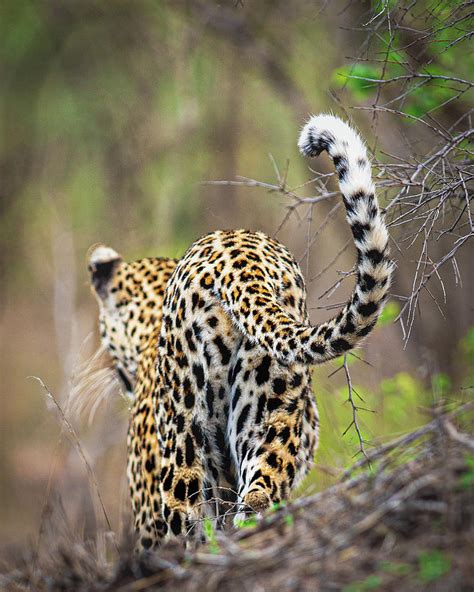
[{"x1": 0, "y1": 1, "x2": 472, "y2": 548}]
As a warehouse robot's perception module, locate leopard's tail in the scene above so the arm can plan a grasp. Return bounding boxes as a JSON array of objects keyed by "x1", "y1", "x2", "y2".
[
  {"x1": 284, "y1": 114, "x2": 393, "y2": 362},
  {"x1": 220, "y1": 115, "x2": 393, "y2": 365}
]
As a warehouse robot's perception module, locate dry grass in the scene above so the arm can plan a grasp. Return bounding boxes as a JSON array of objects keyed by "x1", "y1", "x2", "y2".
[{"x1": 2, "y1": 403, "x2": 472, "y2": 592}]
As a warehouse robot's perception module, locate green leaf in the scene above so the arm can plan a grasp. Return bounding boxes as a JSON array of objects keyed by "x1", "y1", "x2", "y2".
[
  {"x1": 1, "y1": 2, "x2": 43, "y2": 63},
  {"x1": 235, "y1": 516, "x2": 258, "y2": 529},
  {"x1": 343, "y1": 574, "x2": 382, "y2": 592},
  {"x1": 459, "y1": 454, "x2": 474, "y2": 490},
  {"x1": 332, "y1": 354, "x2": 357, "y2": 369},
  {"x1": 363, "y1": 575, "x2": 383, "y2": 590},
  {"x1": 331, "y1": 64, "x2": 380, "y2": 101},
  {"x1": 404, "y1": 69, "x2": 457, "y2": 118},
  {"x1": 379, "y1": 560, "x2": 412, "y2": 575},
  {"x1": 431, "y1": 373, "x2": 451, "y2": 397},
  {"x1": 284, "y1": 514, "x2": 294, "y2": 526},
  {"x1": 380, "y1": 372, "x2": 418, "y2": 397},
  {"x1": 378, "y1": 301, "x2": 400, "y2": 326},
  {"x1": 460, "y1": 327, "x2": 474, "y2": 358},
  {"x1": 271, "y1": 500, "x2": 286, "y2": 511},
  {"x1": 203, "y1": 518, "x2": 220, "y2": 554},
  {"x1": 418, "y1": 550, "x2": 451, "y2": 583}
]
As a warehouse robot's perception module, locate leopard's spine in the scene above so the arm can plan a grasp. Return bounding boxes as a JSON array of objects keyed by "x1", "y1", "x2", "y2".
[{"x1": 293, "y1": 114, "x2": 393, "y2": 362}]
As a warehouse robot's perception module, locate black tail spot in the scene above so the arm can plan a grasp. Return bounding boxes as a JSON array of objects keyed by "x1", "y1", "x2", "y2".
[
  {"x1": 360, "y1": 274, "x2": 376, "y2": 292},
  {"x1": 357, "y1": 320, "x2": 377, "y2": 337},
  {"x1": 365, "y1": 249, "x2": 384, "y2": 266},
  {"x1": 331, "y1": 338, "x2": 351, "y2": 353},
  {"x1": 351, "y1": 222, "x2": 370, "y2": 242},
  {"x1": 358, "y1": 301, "x2": 378, "y2": 317}
]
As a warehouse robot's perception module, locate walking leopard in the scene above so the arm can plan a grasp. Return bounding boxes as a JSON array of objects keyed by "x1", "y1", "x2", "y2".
[{"x1": 88, "y1": 114, "x2": 393, "y2": 550}]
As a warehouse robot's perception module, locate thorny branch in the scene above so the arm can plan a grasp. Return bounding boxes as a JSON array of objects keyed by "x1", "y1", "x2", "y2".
[{"x1": 341, "y1": 353, "x2": 371, "y2": 462}]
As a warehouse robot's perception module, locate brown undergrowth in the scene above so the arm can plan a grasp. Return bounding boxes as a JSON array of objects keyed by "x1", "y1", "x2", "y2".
[{"x1": 2, "y1": 403, "x2": 473, "y2": 592}]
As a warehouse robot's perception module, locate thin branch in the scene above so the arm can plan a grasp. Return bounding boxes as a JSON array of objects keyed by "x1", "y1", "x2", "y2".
[
  {"x1": 341, "y1": 354, "x2": 371, "y2": 463},
  {"x1": 31, "y1": 376, "x2": 118, "y2": 553}
]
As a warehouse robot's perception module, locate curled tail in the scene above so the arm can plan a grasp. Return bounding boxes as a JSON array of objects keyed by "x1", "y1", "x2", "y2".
[
  {"x1": 218, "y1": 114, "x2": 393, "y2": 365},
  {"x1": 291, "y1": 114, "x2": 394, "y2": 361}
]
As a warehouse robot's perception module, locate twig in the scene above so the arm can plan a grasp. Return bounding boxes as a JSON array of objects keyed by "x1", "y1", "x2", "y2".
[
  {"x1": 30, "y1": 376, "x2": 118, "y2": 553},
  {"x1": 341, "y1": 354, "x2": 371, "y2": 463}
]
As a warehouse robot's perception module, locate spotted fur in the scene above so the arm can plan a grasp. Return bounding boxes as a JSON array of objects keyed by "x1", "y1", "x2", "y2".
[{"x1": 88, "y1": 114, "x2": 393, "y2": 550}]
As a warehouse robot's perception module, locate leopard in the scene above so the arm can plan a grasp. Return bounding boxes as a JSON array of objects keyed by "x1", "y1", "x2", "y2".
[{"x1": 88, "y1": 114, "x2": 393, "y2": 551}]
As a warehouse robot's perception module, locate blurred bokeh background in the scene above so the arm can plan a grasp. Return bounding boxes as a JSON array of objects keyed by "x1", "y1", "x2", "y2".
[{"x1": 1, "y1": 1, "x2": 472, "y2": 550}]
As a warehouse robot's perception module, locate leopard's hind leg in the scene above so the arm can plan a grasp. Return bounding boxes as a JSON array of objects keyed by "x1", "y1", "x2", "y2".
[{"x1": 227, "y1": 344, "x2": 318, "y2": 522}]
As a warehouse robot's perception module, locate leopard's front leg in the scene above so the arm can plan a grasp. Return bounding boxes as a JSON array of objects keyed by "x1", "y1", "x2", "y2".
[{"x1": 127, "y1": 394, "x2": 168, "y2": 552}]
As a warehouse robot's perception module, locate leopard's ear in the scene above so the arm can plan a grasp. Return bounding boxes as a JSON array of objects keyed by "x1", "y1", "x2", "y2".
[{"x1": 87, "y1": 243, "x2": 123, "y2": 299}]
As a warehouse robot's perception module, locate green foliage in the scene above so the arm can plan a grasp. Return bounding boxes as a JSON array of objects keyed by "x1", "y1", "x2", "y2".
[
  {"x1": 459, "y1": 455, "x2": 474, "y2": 490},
  {"x1": 460, "y1": 327, "x2": 474, "y2": 359},
  {"x1": 371, "y1": 0, "x2": 398, "y2": 11},
  {"x1": 330, "y1": 2, "x2": 471, "y2": 120},
  {"x1": 343, "y1": 574, "x2": 382, "y2": 592},
  {"x1": 331, "y1": 64, "x2": 380, "y2": 101},
  {"x1": 403, "y1": 67, "x2": 458, "y2": 118},
  {"x1": 418, "y1": 550, "x2": 451, "y2": 583},
  {"x1": 377, "y1": 301, "x2": 400, "y2": 326},
  {"x1": 332, "y1": 60, "x2": 461, "y2": 117},
  {"x1": 431, "y1": 373, "x2": 451, "y2": 398},
  {"x1": 270, "y1": 500, "x2": 286, "y2": 511},
  {"x1": 344, "y1": 551, "x2": 453, "y2": 590},
  {"x1": 202, "y1": 518, "x2": 220, "y2": 555},
  {"x1": 284, "y1": 513, "x2": 294, "y2": 527},
  {"x1": 380, "y1": 372, "x2": 417, "y2": 397},
  {"x1": 378, "y1": 560, "x2": 412, "y2": 576},
  {"x1": 379, "y1": 372, "x2": 422, "y2": 428},
  {"x1": 235, "y1": 516, "x2": 258, "y2": 529},
  {"x1": 332, "y1": 354, "x2": 357, "y2": 369},
  {"x1": 1, "y1": 1, "x2": 44, "y2": 63},
  {"x1": 302, "y1": 328, "x2": 472, "y2": 497},
  {"x1": 344, "y1": 552, "x2": 453, "y2": 589}
]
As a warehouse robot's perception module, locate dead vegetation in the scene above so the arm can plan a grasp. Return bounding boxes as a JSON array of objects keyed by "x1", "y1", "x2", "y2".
[{"x1": 2, "y1": 403, "x2": 472, "y2": 592}]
